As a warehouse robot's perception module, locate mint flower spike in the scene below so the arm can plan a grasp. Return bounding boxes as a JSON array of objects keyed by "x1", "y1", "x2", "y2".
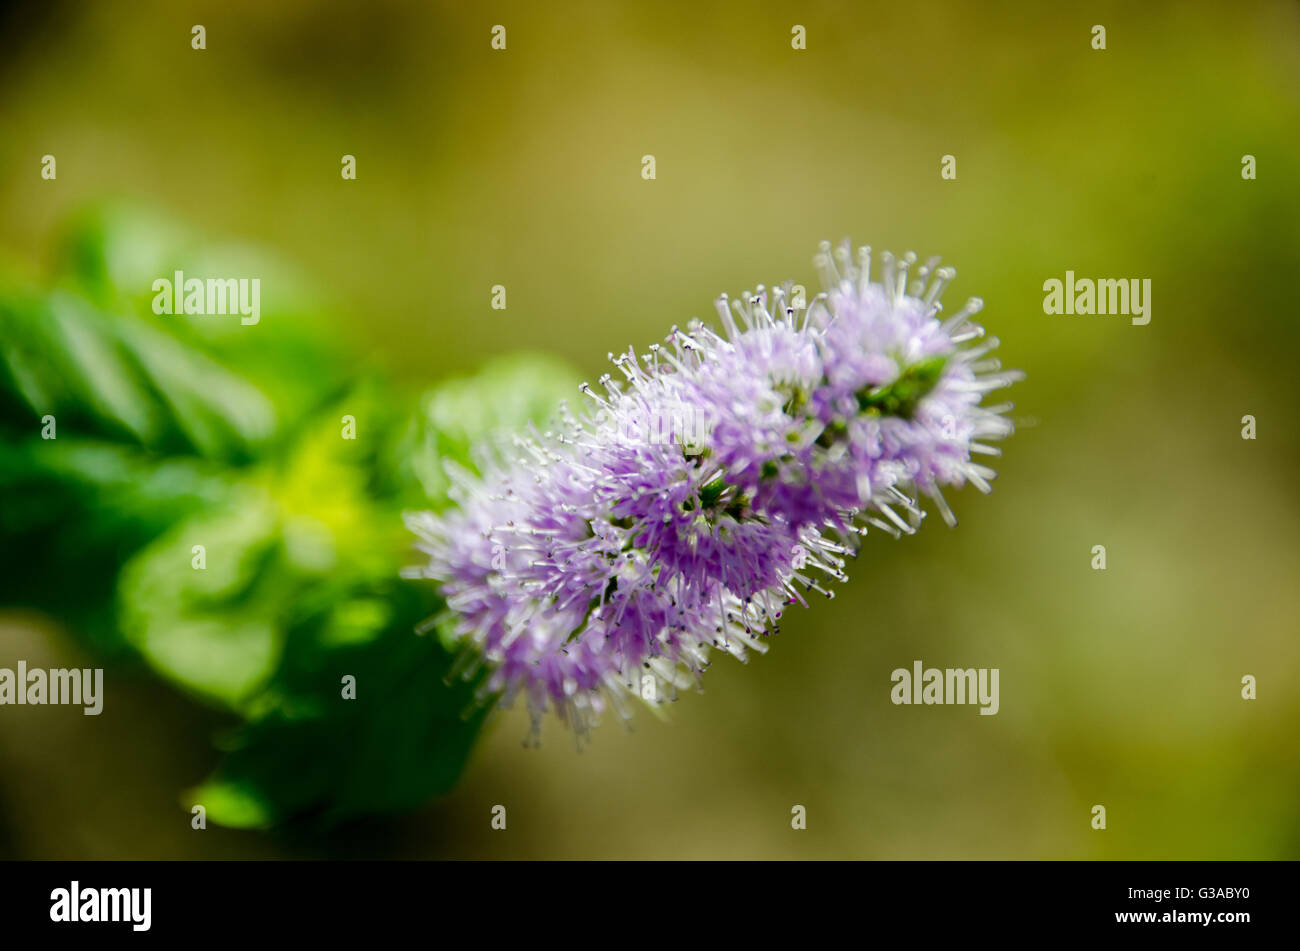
[{"x1": 406, "y1": 240, "x2": 1022, "y2": 739}]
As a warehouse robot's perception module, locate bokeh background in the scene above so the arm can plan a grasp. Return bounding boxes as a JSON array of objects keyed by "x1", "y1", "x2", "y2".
[{"x1": 1, "y1": 0, "x2": 1298, "y2": 858}]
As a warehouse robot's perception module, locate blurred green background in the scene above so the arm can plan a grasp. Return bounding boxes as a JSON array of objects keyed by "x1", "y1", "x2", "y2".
[{"x1": 1, "y1": 0, "x2": 1297, "y2": 858}]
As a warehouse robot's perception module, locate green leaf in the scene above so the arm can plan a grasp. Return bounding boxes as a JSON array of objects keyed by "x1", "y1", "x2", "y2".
[
  {"x1": 54, "y1": 204, "x2": 351, "y2": 434},
  {"x1": 406, "y1": 352, "x2": 580, "y2": 504},
  {"x1": 1, "y1": 208, "x2": 585, "y2": 829},
  {"x1": 191, "y1": 611, "x2": 489, "y2": 829},
  {"x1": 0, "y1": 438, "x2": 234, "y2": 653},
  {"x1": 185, "y1": 779, "x2": 274, "y2": 831},
  {"x1": 0, "y1": 285, "x2": 275, "y2": 460},
  {"x1": 118, "y1": 489, "x2": 285, "y2": 707}
]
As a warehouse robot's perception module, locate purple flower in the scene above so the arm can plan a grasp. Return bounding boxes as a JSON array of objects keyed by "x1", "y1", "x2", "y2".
[{"x1": 406, "y1": 241, "x2": 1021, "y2": 738}]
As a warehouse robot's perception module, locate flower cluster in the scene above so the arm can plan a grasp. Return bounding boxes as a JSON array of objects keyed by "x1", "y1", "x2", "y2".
[{"x1": 406, "y1": 241, "x2": 1020, "y2": 737}]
